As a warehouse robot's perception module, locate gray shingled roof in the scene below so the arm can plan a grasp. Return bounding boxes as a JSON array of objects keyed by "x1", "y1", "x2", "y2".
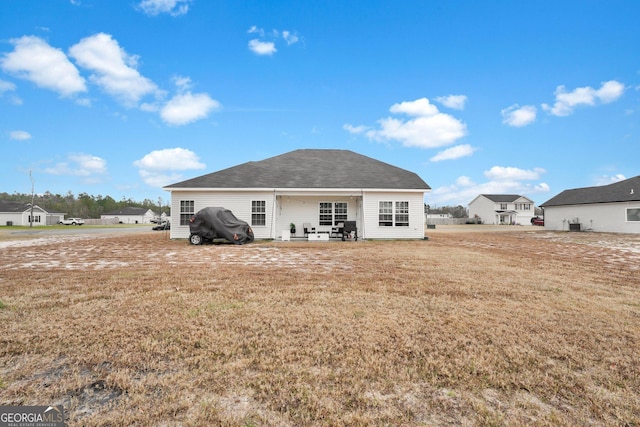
[
  {"x1": 541, "y1": 175, "x2": 640, "y2": 207},
  {"x1": 164, "y1": 149, "x2": 430, "y2": 190},
  {"x1": 0, "y1": 201, "x2": 35, "y2": 213},
  {"x1": 480, "y1": 194, "x2": 526, "y2": 203}
]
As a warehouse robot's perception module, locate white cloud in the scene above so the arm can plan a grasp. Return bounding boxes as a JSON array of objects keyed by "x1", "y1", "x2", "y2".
[
  {"x1": 0, "y1": 36, "x2": 86, "y2": 97},
  {"x1": 75, "y1": 97, "x2": 92, "y2": 107},
  {"x1": 430, "y1": 144, "x2": 476, "y2": 162},
  {"x1": 354, "y1": 98, "x2": 467, "y2": 149},
  {"x1": 160, "y1": 92, "x2": 221, "y2": 125},
  {"x1": 138, "y1": 0, "x2": 190, "y2": 16},
  {"x1": 140, "y1": 102, "x2": 159, "y2": 112},
  {"x1": 0, "y1": 79, "x2": 16, "y2": 94},
  {"x1": 0, "y1": 80, "x2": 22, "y2": 104},
  {"x1": 596, "y1": 80, "x2": 625, "y2": 103},
  {"x1": 343, "y1": 124, "x2": 369, "y2": 134},
  {"x1": 247, "y1": 26, "x2": 300, "y2": 55},
  {"x1": 248, "y1": 26, "x2": 265, "y2": 36},
  {"x1": 501, "y1": 104, "x2": 537, "y2": 127},
  {"x1": 9, "y1": 130, "x2": 32, "y2": 141},
  {"x1": 282, "y1": 31, "x2": 300, "y2": 45},
  {"x1": 69, "y1": 33, "x2": 161, "y2": 106},
  {"x1": 389, "y1": 98, "x2": 439, "y2": 116},
  {"x1": 134, "y1": 148, "x2": 205, "y2": 187},
  {"x1": 248, "y1": 39, "x2": 277, "y2": 56},
  {"x1": 484, "y1": 166, "x2": 546, "y2": 181},
  {"x1": 542, "y1": 80, "x2": 625, "y2": 116},
  {"x1": 594, "y1": 174, "x2": 626, "y2": 186},
  {"x1": 435, "y1": 95, "x2": 467, "y2": 110},
  {"x1": 44, "y1": 153, "x2": 108, "y2": 182},
  {"x1": 172, "y1": 75, "x2": 192, "y2": 91}
]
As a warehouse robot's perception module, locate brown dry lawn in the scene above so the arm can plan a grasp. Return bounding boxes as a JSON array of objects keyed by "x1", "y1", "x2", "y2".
[{"x1": 0, "y1": 226, "x2": 639, "y2": 426}]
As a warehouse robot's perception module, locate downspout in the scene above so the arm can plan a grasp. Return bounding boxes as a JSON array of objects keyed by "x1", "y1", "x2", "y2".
[
  {"x1": 271, "y1": 189, "x2": 277, "y2": 239},
  {"x1": 360, "y1": 188, "x2": 365, "y2": 240}
]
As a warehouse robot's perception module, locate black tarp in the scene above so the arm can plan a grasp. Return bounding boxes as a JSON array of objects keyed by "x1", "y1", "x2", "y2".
[{"x1": 189, "y1": 207, "x2": 254, "y2": 244}]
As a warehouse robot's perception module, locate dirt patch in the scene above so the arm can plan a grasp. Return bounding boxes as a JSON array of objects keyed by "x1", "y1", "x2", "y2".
[{"x1": 0, "y1": 233, "x2": 353, "y2": 272}]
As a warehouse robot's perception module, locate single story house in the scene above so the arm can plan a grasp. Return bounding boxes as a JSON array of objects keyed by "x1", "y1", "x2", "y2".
[
  {"x1": 540, "y1": 175, "x2": 640, "y2": 233},
  {"x1": 163, "y1": 149, "x2": 431, "y2": 240},
  {"x1": 0, "y1": 201, "x2": 51, "y2": 226},
  {"x1": 101, "y1": 207, "x2": 157, "y2": 224},
  {"x1": 468, "y1": 194, "x2": 536, "y2": 225}
]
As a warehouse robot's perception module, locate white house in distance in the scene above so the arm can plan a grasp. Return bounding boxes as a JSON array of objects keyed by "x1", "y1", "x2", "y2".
[
  {"x1": 101, "y1": 207, "x2": 156, "y2": 224},
  {"x1": 163, "y1": 149, "x2": 431, "y2": 240},
  {"x1": 0, "y1": 201, "x2": 51, "y2": 226},
  {"x1": 540, "y1": 175, "x2": 640, "y2": 233},
  {"x1": 468, "y1": 194, "x2": 536, "y2": 225}
]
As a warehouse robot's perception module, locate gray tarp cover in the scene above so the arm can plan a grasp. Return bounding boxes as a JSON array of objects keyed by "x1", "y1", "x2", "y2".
[{"x1": 189, "y1": 207, "x2": 254, "y2": 244}]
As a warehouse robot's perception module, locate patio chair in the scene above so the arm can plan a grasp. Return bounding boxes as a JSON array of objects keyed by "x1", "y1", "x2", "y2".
[{"x1": 303, "y1": 223, "x2": 315, "y2": 236}]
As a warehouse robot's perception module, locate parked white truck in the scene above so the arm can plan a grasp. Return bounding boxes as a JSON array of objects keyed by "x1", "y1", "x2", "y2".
[{"x1": 58, "y1": 217, "x2": 85, "y2": 225}]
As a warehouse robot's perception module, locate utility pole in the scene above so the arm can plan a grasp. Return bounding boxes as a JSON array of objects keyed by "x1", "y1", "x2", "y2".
[
  {"x1": 158, "y1": 196, "x2": 164, "y2": 231},
  {"x1": 29, "y1": 170, "x2": 35, "y2": 228}
]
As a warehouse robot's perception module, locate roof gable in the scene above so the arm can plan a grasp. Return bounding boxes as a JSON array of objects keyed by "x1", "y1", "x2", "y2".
[
  {"x1": 541, "y1": 175, "x2": 640, "y2": 207},
  {"x1": 164, "y1": 149, "x2": 430, "y2": 190},
  {"x1": 0, "y1": 201, "x2": 47, "y2": 213}
]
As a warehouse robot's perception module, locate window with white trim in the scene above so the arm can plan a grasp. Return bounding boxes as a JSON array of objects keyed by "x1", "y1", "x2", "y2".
[
  {"x1": 180, "y1": 200, "x2": 194, "y2": 226},
  {"x1": 319, "y1": 202, "x2": 348, "y2": 226},
  {"x1": 379, "y1": 201, "x2": 393, "y2": 226},
  {"x1": 319, "y1": 202, "x2": 332, "y2": 226},
  {"x1": 334, "y1": 202, "x2": 347, "y2": 224},
  {"x1": 626, "y1": 208, "x2": 640, "y2": 222},
  {"x1": 395, "y1": 201, "x2": 409, "y2": 226},
  {"x1": 379, "y1": 201, "x2": 409, "y2": 226},
  {"x1": 251, "y1": 200, "x2": 266, "y2": 226},
  {"x1": 28, "y1": 215, "x2": 41, "y2": 223}
]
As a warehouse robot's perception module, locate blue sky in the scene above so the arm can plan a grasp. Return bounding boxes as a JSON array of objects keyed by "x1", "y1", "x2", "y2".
[{"x1": 1, "y1": 0, "x2": 638, "y2": 207}]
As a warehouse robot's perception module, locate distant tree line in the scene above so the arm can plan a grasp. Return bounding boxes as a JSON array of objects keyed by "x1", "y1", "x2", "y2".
[
  {"x1": 424, "y1": 204, "x2": 469, "y2": 218},
  {"x1": 0, "y1": 191, "x2": 164, "y2": 219}
]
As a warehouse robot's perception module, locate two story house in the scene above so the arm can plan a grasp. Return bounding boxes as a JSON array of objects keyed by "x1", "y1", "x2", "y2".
[{"x1": 468, "y1": 194, "x2": 536, "y2": 225}]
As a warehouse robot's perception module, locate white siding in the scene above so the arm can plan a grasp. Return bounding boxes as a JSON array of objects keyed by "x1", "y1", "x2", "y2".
[
  {"x1": 544, "y1": 202, "x2": 640, "y2": 233},
  {"x1": 468, "y1": 196, "x2": 497, "y2": 224},
  {"x1": 101, "y1": 215, "x2": 145, "y2": 224},
  {"x1": 0, "y1": 208, "x2": 48, "y2": 226},
  {"x1": 513, "y1": 196, "x2": 536, "y2": 225},
  {"x1": 168, "y1": 189, "x2": 427, "y2": 240},
  {"x1": 168, "y1": 190, "x2": 276, "y2": 239},
  {"x1": 0, "y1": 212, "x2": 24, "y2": 226},
  {"x1": 469, "y1": 196, "x2": 535, "y2": 225},
  {"x1": 101, "y1": 210, "x2": 155, "y2": 224},
  {"x1": 362, "y1": 191, "x2": 425, "y2": 239}
]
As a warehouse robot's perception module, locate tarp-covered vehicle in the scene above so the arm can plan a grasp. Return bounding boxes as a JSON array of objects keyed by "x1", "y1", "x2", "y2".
[{"x1": 189, "y1": 207, "x2": 254, "y2": 245}]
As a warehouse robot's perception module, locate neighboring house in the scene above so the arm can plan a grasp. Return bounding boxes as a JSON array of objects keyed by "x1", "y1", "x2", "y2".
[
  {"x1": 468, "y1": 194, "x2": 536, "y2": 225},
  {"x1": 163, "y1": 149, "x2": 431, "y2": 240},
  {"x1": 540, "y1": 175, "x2": 640, "y2": 233},
  {"x1": 101, "y1": 207, "x2": 156, "y2": 224},
  {"x1": 426, "y1": 213, "x2": 452, "y2": 220},
  {"x1": 0, "y1": 201, "x2": 50, "y2": 226}
]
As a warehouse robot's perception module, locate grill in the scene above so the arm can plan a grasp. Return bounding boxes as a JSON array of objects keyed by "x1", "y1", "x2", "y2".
[{"x1": 334, "y1": 221, "x2": 358, "y2": 241}]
